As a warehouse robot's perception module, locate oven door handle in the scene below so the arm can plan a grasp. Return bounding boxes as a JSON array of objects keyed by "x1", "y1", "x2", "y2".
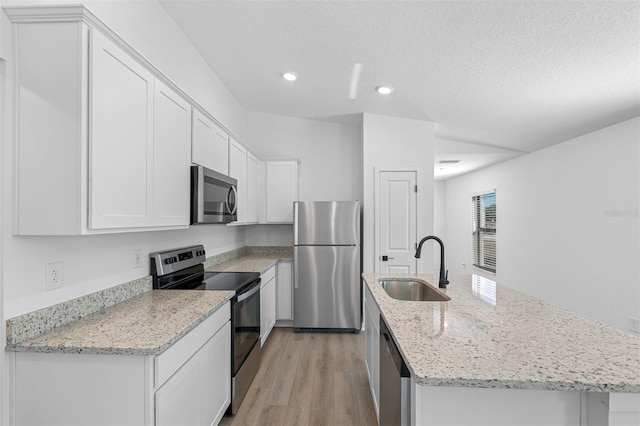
[{"x1": 237, "y1": 280, "x2": 261, "y2": 302}]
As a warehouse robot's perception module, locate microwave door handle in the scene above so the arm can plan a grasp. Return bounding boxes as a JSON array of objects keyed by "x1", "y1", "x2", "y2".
[
  {"x1": 198, "y1": 167, "x2": 204, "y2": 222},
  {"x1": 227, "y1": 186, "x2": 238, "y2": 215}
]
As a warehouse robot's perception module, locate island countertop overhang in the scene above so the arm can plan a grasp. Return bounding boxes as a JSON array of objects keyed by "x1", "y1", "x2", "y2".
[{"x1": 363, "y1": 273, "x2": 640, "y2": 393}]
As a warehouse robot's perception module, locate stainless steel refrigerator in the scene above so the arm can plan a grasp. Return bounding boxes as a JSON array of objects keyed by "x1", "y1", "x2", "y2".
[{"x1": 293, "y1": 201, "x2": 361, "y2": 332}]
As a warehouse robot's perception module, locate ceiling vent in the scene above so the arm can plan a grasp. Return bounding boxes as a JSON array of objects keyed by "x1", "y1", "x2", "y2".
[{"x1": 438, "y1": 160, "x2": 460, "y2": 164}]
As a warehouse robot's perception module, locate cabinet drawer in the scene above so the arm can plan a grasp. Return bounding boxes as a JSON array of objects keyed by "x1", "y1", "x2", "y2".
[
  {"x1": 155, "y1": 302, "x2": 230, "y2": 387},
  {"x1": 261, "y1": 266, "x2": 276, "y2": 287}
]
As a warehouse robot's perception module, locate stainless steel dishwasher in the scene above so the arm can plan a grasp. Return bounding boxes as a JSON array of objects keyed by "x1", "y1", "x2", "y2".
[{"x1": 379, "y1": 315, "x2": 411, "y2": 426}]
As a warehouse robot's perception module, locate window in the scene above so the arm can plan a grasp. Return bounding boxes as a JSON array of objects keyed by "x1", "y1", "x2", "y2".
[{"x1": 472, "y1": 191, "x2": 496, "y2": 273}]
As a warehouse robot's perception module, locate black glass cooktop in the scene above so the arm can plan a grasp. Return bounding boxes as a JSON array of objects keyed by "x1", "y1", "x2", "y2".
[{"x1": 182, "y1": 271, "x2": 260, "y2": 292}]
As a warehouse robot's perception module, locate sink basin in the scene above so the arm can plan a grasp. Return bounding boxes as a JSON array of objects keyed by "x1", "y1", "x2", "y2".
[{"x1": 378, "y1": 278, "x2": 451, "y2": 302}]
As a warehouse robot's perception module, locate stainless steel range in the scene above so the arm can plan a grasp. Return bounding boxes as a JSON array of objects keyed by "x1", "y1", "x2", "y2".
[{"x1": 150, "y1": 245, "x2": 261, "y2": 415}]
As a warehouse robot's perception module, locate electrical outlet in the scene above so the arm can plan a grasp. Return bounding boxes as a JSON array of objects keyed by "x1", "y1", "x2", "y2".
[
  {"x1": 45, "y1": 261, "x2": 64, "y2": 291},
  {"x1": 630, "y1": 317, "x2": 640, "y2": 335},
  {"x1": 133, "y1": 249, "x2": 143, "y2": 269},
  {"x1": 266, "y1": 233, "x2": 272, "y2": 244}
]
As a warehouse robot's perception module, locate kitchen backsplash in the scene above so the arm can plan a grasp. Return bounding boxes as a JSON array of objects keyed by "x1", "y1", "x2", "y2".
[
  {"x1": 6, "y1": 246, "x2": 293, "y2": 345},
  {"x1": 6, "y1": 276, "x2": 152, "y2": 345}
]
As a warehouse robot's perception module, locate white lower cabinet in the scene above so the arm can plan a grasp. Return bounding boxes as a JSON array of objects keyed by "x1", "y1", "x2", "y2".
[
  {"x1": 156, "y1": 358, "x2": 200, "y2": 426},
  {"x1": 156, "y1": 320, "x2": 230, "y2": 426},
  {"x1": 260, "y1": 266, "x2": 277, "y2": 346},
  {"x1": 276, "y1": 261, "x2": 293, "y2": 321},
  {"x1": 12, "y1": 303, "x2": 231, "y2": 426},
  {"x1": 364, "y1": 285, "x2": 380, "y2": 421}
]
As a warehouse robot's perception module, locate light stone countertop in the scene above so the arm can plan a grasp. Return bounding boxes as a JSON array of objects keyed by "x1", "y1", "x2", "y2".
[
  {"x1": 6, "y1": 290, "x2": 233, "y2": 355},
  {"x1": 363, "y1": 273, "x2": 640, "y2": 393},
  {"x1": 207, "y1": 253, "x2": 293, "y2": 274}
]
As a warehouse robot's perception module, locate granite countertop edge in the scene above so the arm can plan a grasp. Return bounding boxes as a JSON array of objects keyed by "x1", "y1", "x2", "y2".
[
  {"x1": 413, "y1": 377, "x2": 640, "y2": 394},
  {"x1": 6, "y1": 291, "x2": 235, "y2": 356},
  {"x1": 363, "y1": 273, "x2": 640, "y2": 394}
]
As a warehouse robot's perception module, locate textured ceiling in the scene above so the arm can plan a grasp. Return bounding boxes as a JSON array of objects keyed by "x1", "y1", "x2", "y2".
[{"x1": 160, "y1": 0, "x2": 639, "y2": 164}]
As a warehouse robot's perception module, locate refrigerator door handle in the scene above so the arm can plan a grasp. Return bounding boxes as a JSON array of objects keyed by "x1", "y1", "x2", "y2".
[
  {"x1": 294, "y1": 255, "x2": 298, "y2": 289},
  {"x1": 293, "y1": 202, "x2": 299, "y2": 245}
]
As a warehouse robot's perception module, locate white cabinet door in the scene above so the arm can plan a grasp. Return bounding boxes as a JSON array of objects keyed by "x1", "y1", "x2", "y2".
[
  {"x1": 246, "y1": 152, "x2": 261, "y2": 223},
  {"x1": 229, "y1": 138, "x2": 248, "y2": 222},
  {"x1": 276, "y1": 261, "x2": 293, "y2": 320},
  {"x1": 156, "y1": 357, "x2": 200, "y2": 426},
  {"x1": 265, "y1": 161, "x2": 298, "y2": 223},
  {"x1": 364, "y1": 286, "x2": 380, "y2": 419},
  {"x1": 89, "y1": 29, "x2": 154, "y2": 229},
  {"x1": 156, "y1": 321, "x2": 231, "y2": 426},
  {"x1": 267, "y1": 278, "x2": 276, "y2": 335},
  {"x1": 260, "y1": 267, "x2": 277, "y2": 346},
  {"x1": 192, "y1": 109, "x2": 229, "y2": 175},
  {"x1": 198, "y1": 323, "x2": 231, "y2": 426},
  {"x1": 153, "y1": 80, "x2": 191, "y2": 226}
]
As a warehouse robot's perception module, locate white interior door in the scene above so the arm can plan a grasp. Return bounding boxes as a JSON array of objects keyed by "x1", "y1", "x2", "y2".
[{"x1": 377, "y1": 170, "x2": 417, "y2": 274}]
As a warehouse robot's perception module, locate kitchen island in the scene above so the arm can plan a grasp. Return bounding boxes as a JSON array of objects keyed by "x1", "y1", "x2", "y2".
[{"x1": 363, "y1": 273, "x2": 640, "y2": 426}]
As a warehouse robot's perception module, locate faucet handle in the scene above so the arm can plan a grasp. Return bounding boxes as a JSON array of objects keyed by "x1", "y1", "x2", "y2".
[{"x1": 440, "y1": 270, "x2": 449, "y2": 288}]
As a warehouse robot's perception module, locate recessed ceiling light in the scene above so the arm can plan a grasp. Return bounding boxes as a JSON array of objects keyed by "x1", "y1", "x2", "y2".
[
  {"x1": 376, "y1": 85, "x2": 393, "y2": 95},
  {"x1": 282, "y1": 72, "x2": 297, "y2": 81}
]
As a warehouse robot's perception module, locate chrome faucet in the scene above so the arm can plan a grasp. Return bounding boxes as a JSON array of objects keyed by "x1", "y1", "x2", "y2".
[{"x1": 415, "y1": 235, "x2": 449, "y2": 288}]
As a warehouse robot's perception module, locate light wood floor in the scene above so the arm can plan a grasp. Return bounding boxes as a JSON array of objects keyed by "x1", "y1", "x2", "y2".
[{"x1": 220, "y1": 327, "x2": 378, "y2": 426}]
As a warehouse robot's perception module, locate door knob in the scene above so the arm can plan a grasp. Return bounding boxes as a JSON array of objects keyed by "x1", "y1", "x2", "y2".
[{"x1": 381, "y1": 255, "x2": 395, "y2": 261}]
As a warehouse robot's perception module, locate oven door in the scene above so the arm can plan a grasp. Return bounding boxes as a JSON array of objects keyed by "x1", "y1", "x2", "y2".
[
  {"x1": 233, "y1": 279, "x2": 260, "y2": 376},
  {"x1": 191, "y1": 166, "x2": 238, "y2": 224}
]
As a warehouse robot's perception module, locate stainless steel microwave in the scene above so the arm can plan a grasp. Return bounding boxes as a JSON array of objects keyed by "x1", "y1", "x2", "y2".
[{"x1": 190, "y1": 166, "x2": 238, "y2": 224}]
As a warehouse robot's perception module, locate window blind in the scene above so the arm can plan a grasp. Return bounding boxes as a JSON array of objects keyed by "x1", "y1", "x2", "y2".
[{"x1": 472, "y1": 192, "x2": 496, "y2": 273}]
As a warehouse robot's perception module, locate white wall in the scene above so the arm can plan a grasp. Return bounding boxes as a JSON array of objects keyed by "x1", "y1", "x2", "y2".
[
  {"x1": 1, "y1": 0, "x2": 248, "y2": 318},
  {"x1": 2, "y1": 0, "x2": 246, "y2": 140},
  {"x1": 444, "y1": 117, "x2": 640, "y2": 332},
  {"x1": 245, "y1": 224, "x2": 293, "y2": 247},
  {"x1": 434, "y1": 181, "x2": 447, "y2": 269},
  {"x1": 362, "y1": 113, "x2": 435, "y2": 274},
  {"x1": 245, "y1": 111, "x2": 363, "y2": 202},
  {"x1": 244, "y1": 111, "x2": 363, "y2": 246},
  {"x1": 0, "y1": 2, "x2": 7, "y2": 421}
]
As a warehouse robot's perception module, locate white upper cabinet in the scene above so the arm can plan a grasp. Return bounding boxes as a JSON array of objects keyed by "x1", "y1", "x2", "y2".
[
  {"x1": 265, "y1": 161, "x2": 299, "y2": 223},
  {"x1": 89, "y1": 29, "x2": 155, "y2": 229},
  {"x1": 153, "y1": 80, "x2": 192, "y2": 227},
  {"x1": 8, "y1": 8, "x2": 192, "y2": 234},
  {"x1": 192, "y1": 109, "x2": 229, "y2": 175},
  {"x1": 246, "y1": 152, "x2": 261, "y2": 223},
  {"x1": 228, "y1": 138, "x2": 248, "y2": 222},
  {"x1": 229, "y1": 139, "x2": 261, "y2": 224}
]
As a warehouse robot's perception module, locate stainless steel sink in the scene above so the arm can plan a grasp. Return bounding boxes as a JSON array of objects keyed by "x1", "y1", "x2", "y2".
[{"x1": 378, "y1": 278, "x2": 451, "y2": 302}]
